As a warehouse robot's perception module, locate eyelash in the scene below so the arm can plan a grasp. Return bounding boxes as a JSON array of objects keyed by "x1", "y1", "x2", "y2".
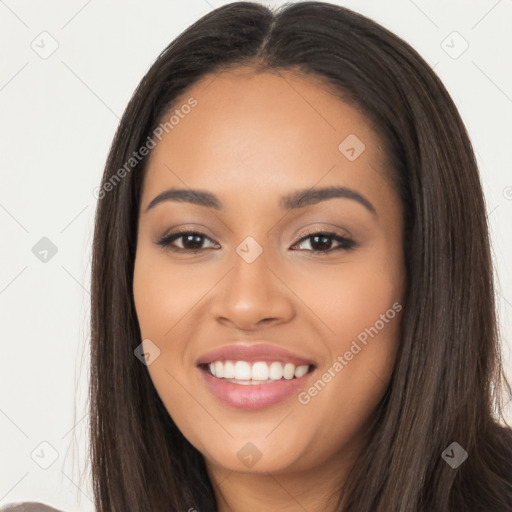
[{"x1": 155, "y1": 229, "x2": 356, "y2": 255}]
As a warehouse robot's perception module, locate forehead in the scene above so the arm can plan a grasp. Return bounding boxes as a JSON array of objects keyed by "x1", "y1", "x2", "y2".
[{"x1": 141, "y1": 67, "x2": 391, "y2": 210}]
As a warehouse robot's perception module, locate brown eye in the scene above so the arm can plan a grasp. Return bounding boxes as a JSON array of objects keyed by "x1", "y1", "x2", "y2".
[
  {"x1": 156, "y1": 231, "x2": 219, "y2": 253},
  {"x1": 291, "y1": 231, "x2": 356, "y2": 254}
]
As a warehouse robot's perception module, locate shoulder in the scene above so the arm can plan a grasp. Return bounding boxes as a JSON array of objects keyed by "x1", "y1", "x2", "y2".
[{"x1": 0, "y1": 503, "x2": 66, "y2": 512}]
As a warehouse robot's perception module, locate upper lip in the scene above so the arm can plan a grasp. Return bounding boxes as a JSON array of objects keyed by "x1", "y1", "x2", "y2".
[{"x1": 196, "y1": 342, "x2": 317, "y2": 367}]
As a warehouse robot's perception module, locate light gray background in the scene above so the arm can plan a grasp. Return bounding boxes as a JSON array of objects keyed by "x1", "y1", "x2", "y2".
[{"x1": 1, "y1": 1, "x2": 511, "y2": 510}]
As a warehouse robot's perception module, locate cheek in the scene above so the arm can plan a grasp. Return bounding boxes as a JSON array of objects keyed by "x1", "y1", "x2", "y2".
[
  {"x1": 292, "y1": 251, "x2": 403, "y2": 348},
  {"x1": 133, "y1": 249, "x2": 215, "y2": 340}
]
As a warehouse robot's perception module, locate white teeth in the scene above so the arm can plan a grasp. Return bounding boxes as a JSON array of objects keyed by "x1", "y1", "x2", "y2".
[
  {"x1": 294, "y1": 365, "x2": 309, "y2": 378},
  {"x1": 283, "y1": 363, "x2": 295, "y2": 380},
  {"x1": 224, "y1": 360, "x2": 235, "y2": 379},
  {"x1": 206, "y1": 360, "x2": 312, "y2": 383},
  {"x1": 234, "y1": 361, "x2": 251, "y2": 380},
  {"x1": 251, "y1": 362, "x2": 269, "y2": 381},
  {"x1": 269, "y1": 361, "x2": 283, "y2": 380}
]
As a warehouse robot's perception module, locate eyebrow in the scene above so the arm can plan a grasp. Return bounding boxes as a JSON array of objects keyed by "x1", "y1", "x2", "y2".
[{"x1": 145, "y1": 186, "x2": 376, "y2": 215}]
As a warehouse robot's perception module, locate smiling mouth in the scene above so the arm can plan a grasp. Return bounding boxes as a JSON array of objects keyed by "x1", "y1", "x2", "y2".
[{"x1": 199, "y1": 360, "x2": 316, "y2": 385}]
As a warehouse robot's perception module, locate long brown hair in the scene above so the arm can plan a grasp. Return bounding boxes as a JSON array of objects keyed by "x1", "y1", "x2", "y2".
[{"x1": 90, "y1": 2, "x2": 512, "y2": 510}]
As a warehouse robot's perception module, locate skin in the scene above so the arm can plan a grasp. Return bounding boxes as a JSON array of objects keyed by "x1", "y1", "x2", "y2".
[{"x1": 133, "y1": 67, "x2": 405, "y2": 512}]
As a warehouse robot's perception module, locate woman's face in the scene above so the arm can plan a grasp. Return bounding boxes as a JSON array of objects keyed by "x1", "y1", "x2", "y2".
[{"x1": 133, "y1": 67, "x2": 405, "y2": 479}]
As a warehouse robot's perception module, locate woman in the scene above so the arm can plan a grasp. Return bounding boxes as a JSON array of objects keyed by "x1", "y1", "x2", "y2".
[
  {"x1": 6, "y1": 1, "x2": 510, "y2": 511},
  {"x1": 90, "y1": 2, "x2": 512, "y2": 511}
]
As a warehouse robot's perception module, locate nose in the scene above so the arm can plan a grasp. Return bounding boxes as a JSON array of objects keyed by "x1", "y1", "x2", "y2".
[{"x1": 210, "y1": 246, "x2": 296, "y2": 331}]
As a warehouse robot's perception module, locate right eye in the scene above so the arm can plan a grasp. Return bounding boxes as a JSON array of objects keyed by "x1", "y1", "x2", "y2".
[{"x1": 156, "y1": 231, "x2": 220, "y2": 253}]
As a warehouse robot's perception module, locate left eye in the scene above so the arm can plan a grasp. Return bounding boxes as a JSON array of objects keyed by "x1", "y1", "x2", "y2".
[
  {"x1": 291, "y1": 231, "x2": 355, "y2": 253},
  {"x1": 156, "y1": 230, "x2": 355, "y2": 254}
]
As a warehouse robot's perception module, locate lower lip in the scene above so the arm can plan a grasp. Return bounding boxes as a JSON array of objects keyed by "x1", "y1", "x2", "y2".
[{"x1": 199, "y1": 367, "x2": 314, "y2": 410}]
